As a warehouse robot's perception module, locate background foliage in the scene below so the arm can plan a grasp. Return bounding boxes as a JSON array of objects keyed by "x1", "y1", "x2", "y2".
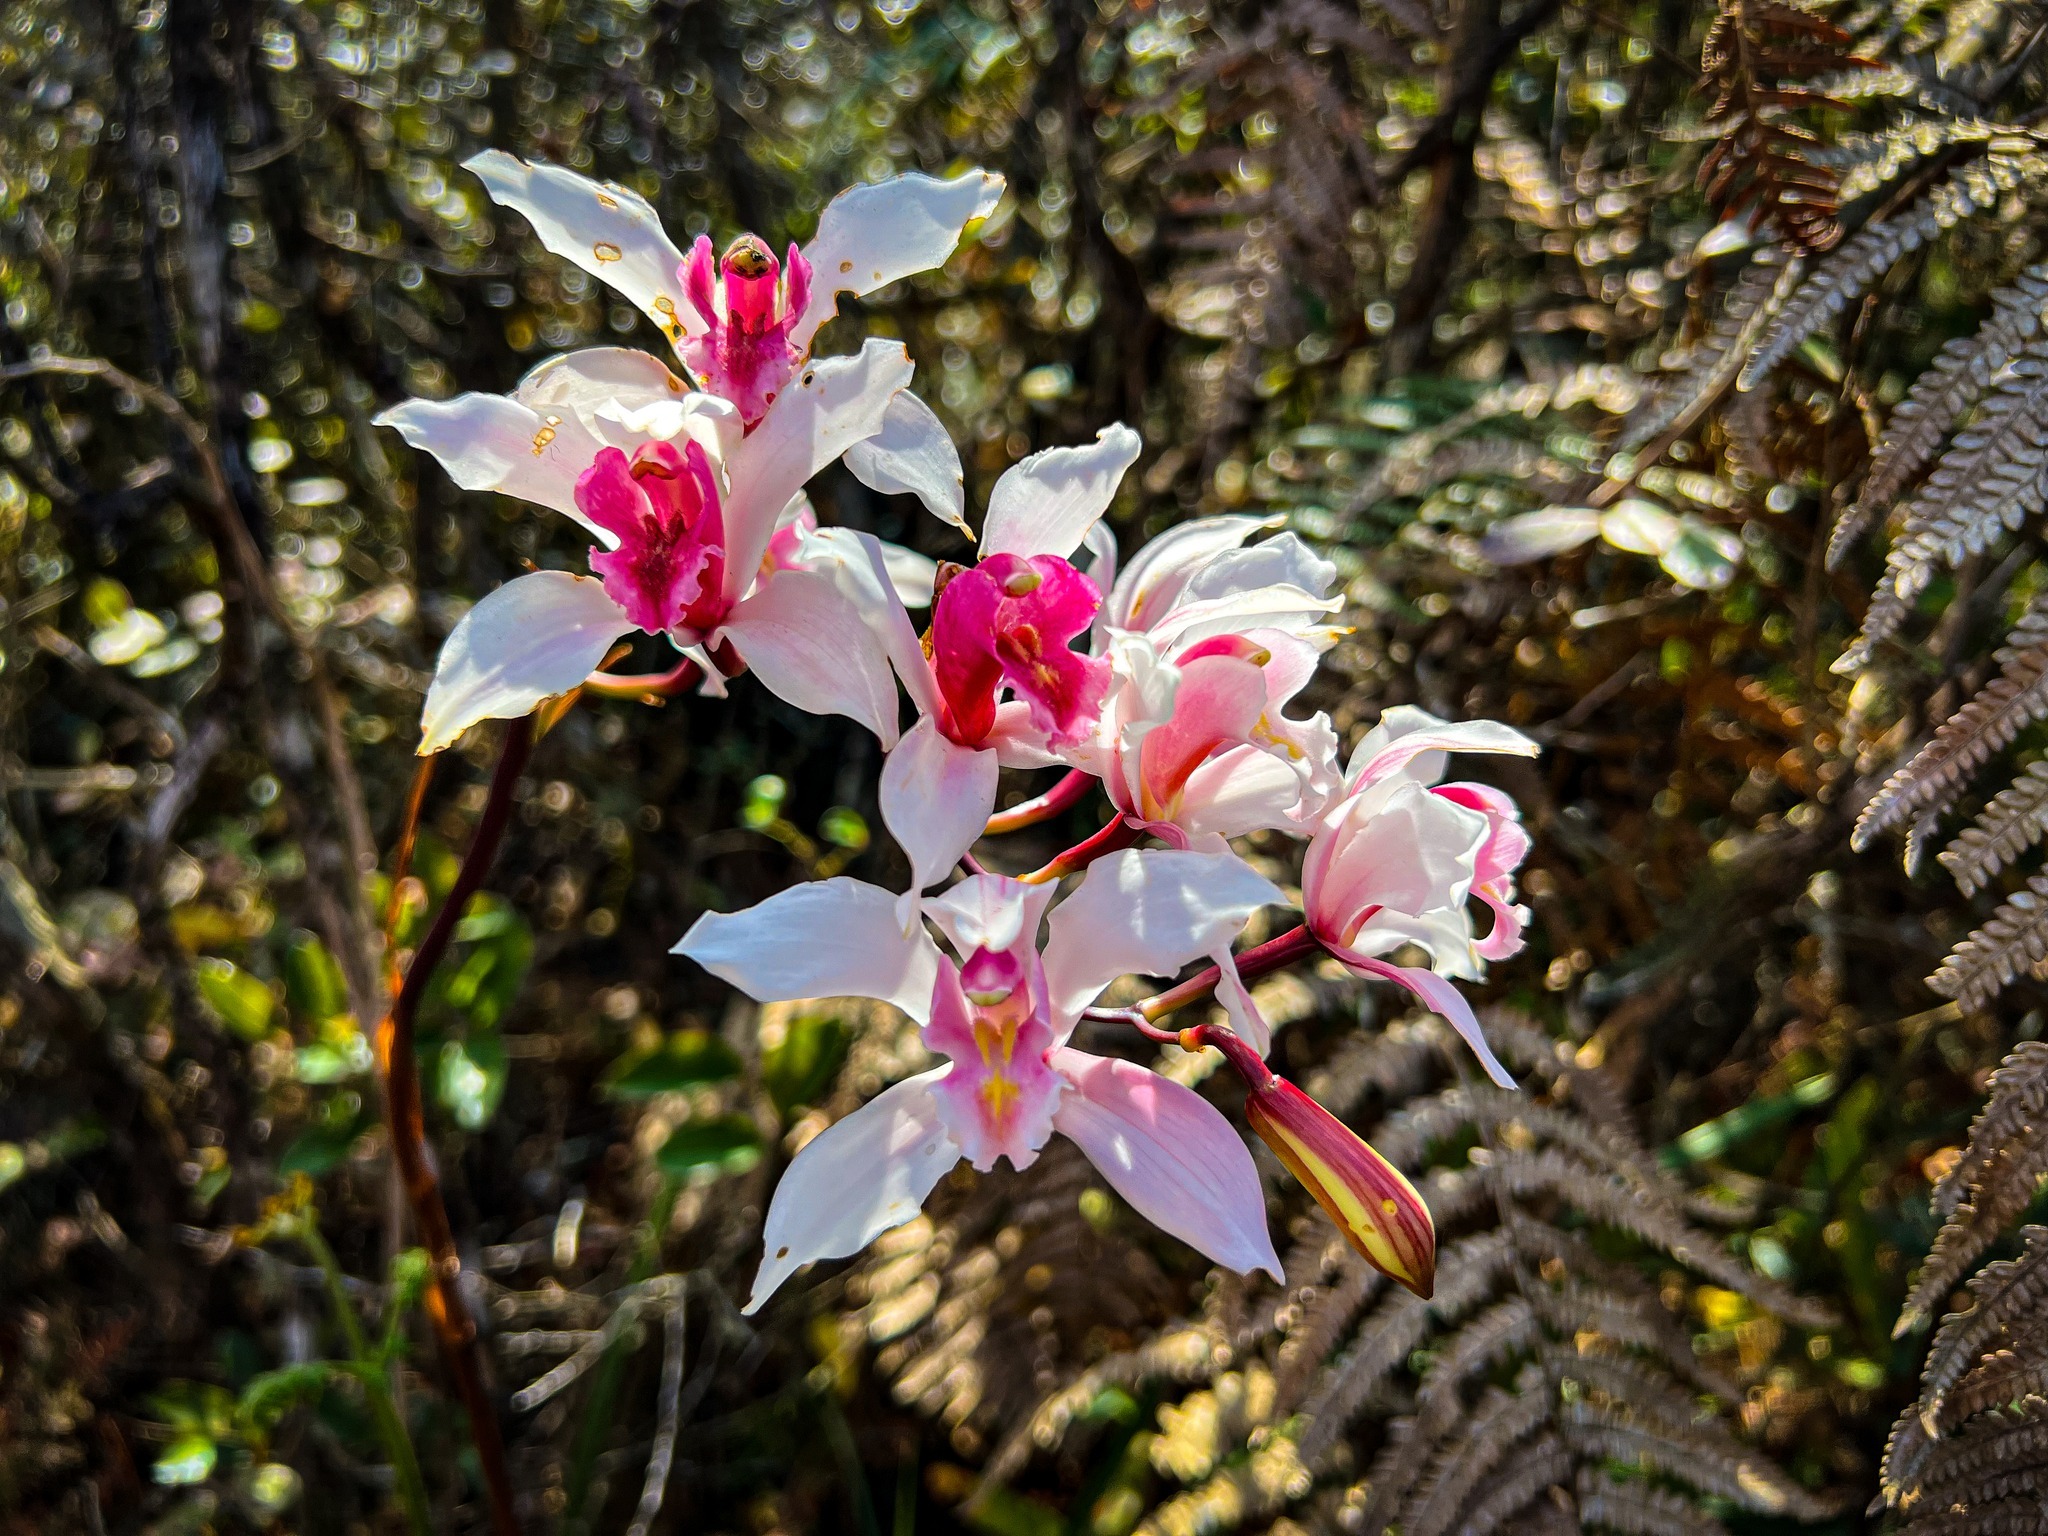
[{"x1": 8, "y1": 0, "x2": 2048, "y2": 1532}]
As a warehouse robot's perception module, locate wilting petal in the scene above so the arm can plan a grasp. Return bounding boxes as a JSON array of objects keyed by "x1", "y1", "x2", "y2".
[
  {"x1": 1107, "y1": 513, "x2": 1276, "y2": 631},
  {"x1": 1240, "y1": 1066, "x2": 1435, "y2": 1297},
  {"x1": 720, "y1": 340, "x2": 916, "y2": 600},
  {"x1": 419, "y1": 572, "x2": 633, "y2": 755},
  {"x1": 1479, "y1": 507, "x2": 1601, "y2": 565},
  {"x1": 980, "y1": 424, "x2": 1143, "y2": 560},
  {"x1": 844, "y1": 389, "x2": 969, "y2": 534},
  {"x1": 719, "y1": 567, "x2": 904, "y2": 746},
  {"x1": 881, "y1": 716, "x2": 1000, "y2": 896},
  {"x1": 674, "y1": 876, "x2": 942, "y2": 1022},
  {"x1": 1040, "y1": 849, "x2": 1284, "y2": 1038},
  {"x1": 789, "y1": 170, "x2": 1004, "y2": 351},
  {"x1": 746, "y1": 1067, "x2": 959, "y2": 1312},
  {"x1": 466, "y1": 151, "x2": 699, "y2": 346},
  {"x1": 1050, "y1": 1047, "x2": 1282, "y2": 1281},
  {"x1": 1325, "y1": 941, "x2": 1516, "y2": 1090},
  {"x1": 1344, "y1": 704, "x2": 1539, "y2": 789}
]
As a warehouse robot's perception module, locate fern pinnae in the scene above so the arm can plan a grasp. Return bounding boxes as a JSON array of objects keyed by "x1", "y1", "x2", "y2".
[
  {"x1": 1615, "y1": 247, "x2": 1799, "y2": 456},
  {"x1": 1852, "y1": 644, "x2": 2048, "y2": 850},
  {"x1": 1915, "y1": 1228, "x2": 2048, "y2": 1423},
  {"x1": 1941, "y1": 761, "x2": 2048, "y2": 895},
  {"x1": 1411, "y1": 1295, "x2": 1539, "y2": 1435},
  {"x1": 1834, "y1": 264, "x2": 2048, "y2": 569},
  {"x1": 1928, "y1": 869, "x2": 2048, "y2": 1008},
  {"x1": 1739, "y1": 152, "x2": 2041, "y2": 391},
  {"x1": 1574, "y1": 1468, "x2": 1730, "y2": 1536},
  {"x1": 1403, "y1": 1378, "x2": 1551, "y2": 1536},
  {"x1": 1931, "y1": 1042, "x2": 2048, "y2": 1222},
  {"x1": 1447, "y1": 1432, "x2": 1575, "y2": 1536}
]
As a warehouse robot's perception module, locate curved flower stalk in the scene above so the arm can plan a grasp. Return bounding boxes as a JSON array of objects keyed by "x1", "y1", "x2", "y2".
[
  {"x1": 378, "y1": 342, "x2": 920, "y2": 754},
  {"x1": 465, "y1": 150, "x2": 1002, "y2": 530},
  {"x1": 876, "y1": 424, "x2": 1145, "y2": 896},
  {"x1": 672, "y1": 847, "x2": 1287, "y2": 1310},
  {"x1": 1301, "y1": 706, "x2": 1539, "y2": 1086}
]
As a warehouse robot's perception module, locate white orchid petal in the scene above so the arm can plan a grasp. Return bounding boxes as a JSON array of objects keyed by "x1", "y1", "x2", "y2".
[
  {"x1": 980, "y1": 423, "x2": 1143, "y2": 560},
  {"x1": 673, "y1": 877, "x2": 942, "y2": 1023},
  {"x1": 1107, "y1": 513, "x2": 1276, "y2": 630},
  {"x1": 720, "y1": 568, "x2": 905, "y2": 747},
  {"x1": 1181, "y1": 533, "x2": 1337, "y2": 608},
  {"x1": 722, "y1": 340, "x2": 917, "y2": 599},
  {"x1": 923, "y1": 874, "x2": 1059, "y2": 960},
  {"x1": 746, "y1": 1068, "x2": 959, "y2": 1312},
  {"x1": 881, "y1": 717, "x2": 1000, "y2": 894},
  {"x1": 1050, "y1": 1048, "x2": 1281, "y2": 1281},
  {"x1": 791, "y1": 170, "x2": 1004, "y2": 350},
  {"x1": 465, "y1": 151, "x2": 699, "y2": 345},
  {"x1": 843, "y1": 389, "x2": 969, "y2": 533},
  {"x1": 1345, "y1": 705, "x2": 1540, "y2": 788},
  {"x1": 1041, "y1": 848, "x2": 1285, "y2": 1039},
  {"x1": 419, "y1": 572, "x2": 633, "y2": 755},
  {"x1": 877, "y1": 541, "x2": 939, "y2": 608}
]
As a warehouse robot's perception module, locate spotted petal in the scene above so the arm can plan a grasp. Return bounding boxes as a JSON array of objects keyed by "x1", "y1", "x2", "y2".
[
  {"x1": 466, "y1": 151, "x2": 700, "y2": 346},
  {"x1": 790, "y1": 170, "x2": 1005, "y2": 351},
  {"x1": 746, "y1": 1068, "x2": 960, "y2": 1312}
]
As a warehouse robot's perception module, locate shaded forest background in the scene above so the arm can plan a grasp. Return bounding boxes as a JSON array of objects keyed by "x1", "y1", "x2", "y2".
[{"x1": 9, "y1": 0, "x2": 2048, "y2": 1533}]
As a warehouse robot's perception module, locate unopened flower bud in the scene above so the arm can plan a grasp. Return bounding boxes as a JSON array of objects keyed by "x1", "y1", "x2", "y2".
[{"x1": 1200, "y1": 1025, "x2": 1435, "y2": 1297}]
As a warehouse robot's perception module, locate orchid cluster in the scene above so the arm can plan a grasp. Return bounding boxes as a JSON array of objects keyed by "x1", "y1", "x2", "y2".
[{"x1": 379, "y1": 155, "x2": 1540, "y2": 1314}]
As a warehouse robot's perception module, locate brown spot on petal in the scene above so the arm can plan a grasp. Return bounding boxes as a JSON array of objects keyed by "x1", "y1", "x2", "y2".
[
  {"x1": 593, "y1": 242, "x2": 623, "y2": 263},
  {"x1": 839, "y1": 260, "x2": 854, "y2": 273},
  {"x1": 595, "y1": 192, "x2": 618, "y2": 209},
  {"x1": 775, "y1": 1246, "x2": 790, "y2": 1259}
]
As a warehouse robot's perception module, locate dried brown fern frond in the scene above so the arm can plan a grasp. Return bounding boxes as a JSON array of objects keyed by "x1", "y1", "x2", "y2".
[
  {"x1": 981, "y1": 1010, "x2": 1833, "y2": 1536},
  {"x1": 1698, "y1": 0, "x2": 1870, "y2": 255},
  {"x1": 1939, "y1": 760, "x2": 2048, "y2": 896}
]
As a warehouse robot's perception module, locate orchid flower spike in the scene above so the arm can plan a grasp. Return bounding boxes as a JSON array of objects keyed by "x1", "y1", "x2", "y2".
[
  {"x1": 377, "y1": 344, "x2": 919, "y2": 753},
  {"x1": 464, "y1": 150, "x2": 1003, "y2": 532},
  {"x1": 672, "y1": 848, "x2": 1287, "y2": 1311},
  {"x1": 1302, "y1": 706, "x2": 1539, "y2": 1087},
  {"x1": 874, "y1": 424, "x2": 1145, "y2": 899}
]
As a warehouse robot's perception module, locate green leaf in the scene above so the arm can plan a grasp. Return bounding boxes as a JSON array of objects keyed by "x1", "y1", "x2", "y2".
[
  {"x1": 194, "y1": 958, "x2": 275, "y2": 1042},
  {"x1": 235, "y1": 1364, "x2": 336, "y2": 1439},
  {"x1": 602, "y1": 1030, "x2": 744, "y2": 1098},
  {"x1": 654, "y1": 1115, "x2": 764, "y2": 1178},
  {"x1": 279, "y1": 1096, "x2": 367, "y2": 1177},
  {"x1": 284, "y1": 931, "x2": 349, "y2": 1022},
  {"x1": 438, "y1": 1035, "x2": 508, "y2": 1131},
  {"x1": 762, "y1": 1013, "x2": 849, "y2": 1116},
  {"x1": 294, "y1": 1036, "x2": 369, "y2": 1084},
  {"x1": 152, "y1": 1433, "x2": 218, "y2": 1486}
]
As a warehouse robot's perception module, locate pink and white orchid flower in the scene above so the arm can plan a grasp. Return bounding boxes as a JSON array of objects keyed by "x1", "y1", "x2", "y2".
[
  {"x1": 465, "y1": 150, "x2": 1001, "y2": 532},
  {"x1": 377, "y1": 343, "x2": 919, "y2": 753},
  {"x1": 1081, "y1": 626, "x2": 1342, "y2": 851},
  {"x1": 672, "y1": 848, "x2": 1287, "y2": 1310},
  {"x1": 1096, "y1": 512, "x2": 1343, "y2": 654},
  {"x1": 875, "y1": 424, "x2": 1145, "y2": 896},
  {"x1": 1301, "y1": 706, "x2": 1538, "y2": 1087}
]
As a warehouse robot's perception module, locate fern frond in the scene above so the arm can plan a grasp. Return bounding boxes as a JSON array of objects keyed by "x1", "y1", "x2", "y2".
[
  {"x1": 1823, "y1": 116, "x2": 2008, "y2": 202},
  {"x1": 1616, "y1": 248, "x2": 1801, "y2": 455},
  {"x1": 1833, "y1": 264, "x2": 2048, "y2": 569},
  {"x1": 1739, "y1": 151, "x2": 2042, "y2": 390},
  {"x1": 1897, "y1": 1048, "x2": 2048, "y2": 1333},
  {"x1": 1575, "y1": 1468, "x2": 1731, "y2": 1535},
  {"x1": 1928, "y1": 871, "x2": 2048, "y2": 1009},
  {"x1": 1851, "y1": 643, "x2": 2048, "y2": 850},
  {"x1": 1941, "y1": 762, "x2": 2048, "y2": 895}
]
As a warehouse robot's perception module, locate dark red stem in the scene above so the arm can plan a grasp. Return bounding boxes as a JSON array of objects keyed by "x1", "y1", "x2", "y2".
[
  {"x1": 1138, "y1": 923, "x2": 1321, "y2": 1021},
  {"x1": 580, "y1": 654, "x2": 704, "y2": 699},
  {"x1": 376, "y1": 718, "x2": 531, "y2": 1536},
  {"x1": 1018, "y1": 814, "x2": 1144, "y2": 884},
  {"x1": 984, "y1": 768, "x2": 1096, "y2": 835}
]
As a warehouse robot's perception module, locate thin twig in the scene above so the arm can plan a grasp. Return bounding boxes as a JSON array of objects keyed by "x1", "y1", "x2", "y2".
[
  {"x1": 377, "y1": 717, "x2": 534, "y2": 1536},
  {"x1": 624, "y1": 1298, "x2": 688, "y2": 1536}
]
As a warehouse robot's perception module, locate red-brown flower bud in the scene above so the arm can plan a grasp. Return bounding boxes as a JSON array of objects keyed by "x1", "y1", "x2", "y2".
[{"x1": 1198, "y1": 1025, "x2": 1436, "y2": 1298}]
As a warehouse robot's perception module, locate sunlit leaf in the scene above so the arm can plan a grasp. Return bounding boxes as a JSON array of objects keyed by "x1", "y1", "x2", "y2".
[
  {"x1": 654, "y1": 1116, "x2": 764, "y2": 1178},
  {"x1": 603, "y1": 1030, "x2": 745, "y2": 1098},
  {"x1": 194, "y1": 958, "x2": 275, "y2": 1042}
]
